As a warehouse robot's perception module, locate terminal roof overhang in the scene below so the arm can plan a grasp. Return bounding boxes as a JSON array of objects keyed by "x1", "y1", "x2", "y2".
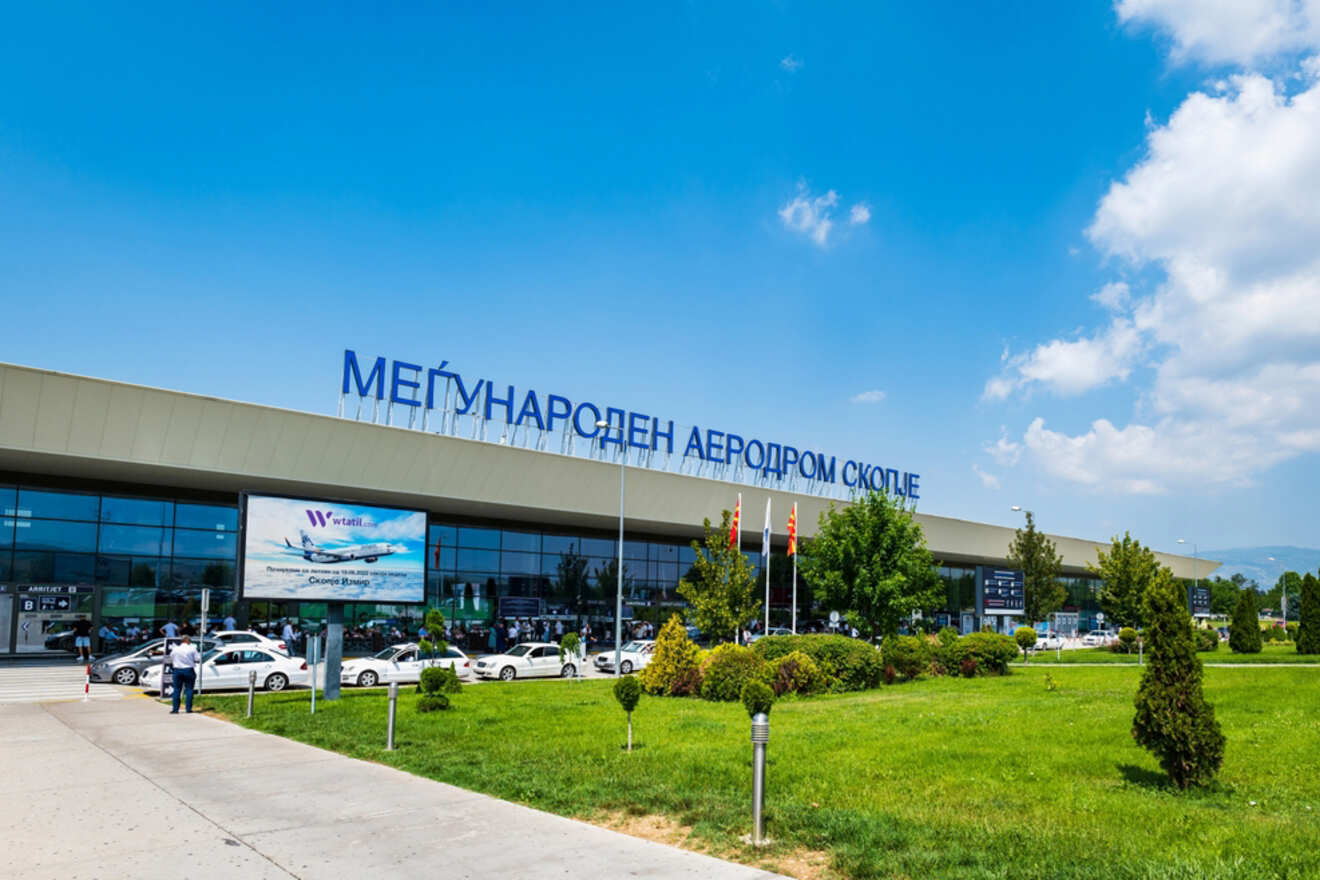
[{"x1": 0, "y1": 362, "x2": 1216, "y2": 580}]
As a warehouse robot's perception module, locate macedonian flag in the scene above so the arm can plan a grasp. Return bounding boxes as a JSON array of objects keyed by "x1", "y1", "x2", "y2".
[
  {"x1": 787, "y1": 503, "x2": 798, "y2": 556},
  {"x1": 728, "y1": 494, "x2": 741, "y2": 549}
]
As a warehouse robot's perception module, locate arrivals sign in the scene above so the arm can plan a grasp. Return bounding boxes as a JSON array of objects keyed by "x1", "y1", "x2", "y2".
[
  {"x1": 338, "y1": 350, "x2": 922, "y2": 502},
  {"x1": 1189, "y1": 586, "x2": 1211, "y2": 617},
  {"x1": 239, "y1": 494, "x2": 426, "y2": 603}
]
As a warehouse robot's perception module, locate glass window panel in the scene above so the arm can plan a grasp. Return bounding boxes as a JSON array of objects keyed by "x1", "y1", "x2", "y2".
[
  {"x1": 656, "y1": 561, "x2": 679, "y2": 584},
  {"x1": 14, "y1": 489, "x2": 100, "y2": 521},
  {"x1": 95, "y1": 555, "x2": 131, "y2": 585},
  {"x1": 578, "y1": 537, "x2": 615, "y2": 557},
  {"x1": 169, "y1": 558, "x2": 236, "y2": 587},
  {"x1": 128, "y1": 558, "x2": 164, "y2": 587},
  {"x1": 456, "y1": 548, "x2": 500, "y2": 570},
  {"x1": 13, "y1": 519, "x2": 98, "y2": 552},
  {"x1": 52, "y1": 553, "x2": 95, "y2": 583},
  {"x1": 0, "y1": 486, "x2": 14, "y2": 516},
  {"x1": 99, "y1": 496, "x2": 173, "y2": 526},
  {"x1": 541, "y1": 534, "x2": 579, "y2": 555},
  {"x1": 0, "y1": 551, "x2": 10, "y2": 581},
  {"x1": 98, "y1": 524, "x2": 170, "y2": 555},
  {"x1": 172, "y1": 528, "x2": 238, "y2": 559},
  {"x1": 501, "y1": 531, "x2": 540, "y2": 553},
  {"x1": 540, "y1": 554, "x2": 564, "y2": 576},
  {"x1": 11, "y1": 551, "x2": 54, "y2": 582},
  {"x1": 500, "y1": 551, "x2": 539, "y2": 575},
  {"x1": 428, "y1": 524, "x2": 457, "y2": 548},
  {"x1": 430, "y1": 546, "x2": 456, "y2": 570},
  {"x1": 174, "y1": 503, "x2": 238, "y2": 531},
  {"x1": 650, "y1": 543, "x2": 678, "y2": 561},
  {"x1": 0, "y1": 517, "x2": 13, "y2": 548},
  {"x1": 623, "y1": 540, "x2": 648, "y2": 560},
  {"x1": 678, "y1": 545, "x2": 696, "y2": 564},
  {"x1": 457, "y1": 527, "x2": 501, "y2": 549}
]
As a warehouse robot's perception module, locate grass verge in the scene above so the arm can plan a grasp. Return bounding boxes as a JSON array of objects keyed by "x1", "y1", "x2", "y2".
[
  {"x1": 1027, "y1": 643, "x2": 1318, "y2": 664},
  {"x1": 200, "y1": 667, "x2": 1320, "y2": 880}
]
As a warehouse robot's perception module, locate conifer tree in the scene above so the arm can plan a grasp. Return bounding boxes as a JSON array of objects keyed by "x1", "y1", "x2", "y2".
[
  {"x1": 1297, "y1": 572, "x2": 1320, "y2": 655},
  {"x1": 1132, "y1": 568, "x2": 1225, "y2": 788},
  {"x1": 1228, "y1": 589, "x2": 1262, "y2": 654}
]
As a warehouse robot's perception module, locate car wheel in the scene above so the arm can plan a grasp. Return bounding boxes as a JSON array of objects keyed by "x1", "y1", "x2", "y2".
[
  {"x1": 112, "y1": 667, "x2": 138, "y2": 686},
  {"x1": 264, "y1": 673, "x2": 288, "y2": 692},
  {"x1": 357, "y1": 670, "x2": 378, "y2": 688},
  {"x1": 560, "y1": 663, "x2": 576, "y2": 678},
  {"x1": 499, "y1": 666, "x2": 516, "y2": 681},
  {"x1": 620, "y1": 660, "x2": 633, "y2": 674}
]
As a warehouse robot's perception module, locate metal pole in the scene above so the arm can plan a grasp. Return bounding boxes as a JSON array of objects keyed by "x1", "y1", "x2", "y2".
[
  {"x1": 310, "y1": 634, "x2": 318, "y2": 714},
  {"x1": 751, "y1": 712, "x2": 769, "y2": 845},
  {"x1": 764, "y1": 548, "x2": 771, "y2": 635},
  {"x1": 791, "y1": 552, "x2": 797, "y2": 635},
  {"x1": 246, "y1": 670, "x2": 256, "y2": 718},
  {"x1": 615, "y1": 447, "x2": 625, "y2": 677},
  {"x1": 386, "y1": 681, "x2": 398, "y2": 750}
]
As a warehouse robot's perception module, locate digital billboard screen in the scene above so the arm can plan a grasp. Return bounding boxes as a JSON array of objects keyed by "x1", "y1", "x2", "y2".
[
  {"x1": 240, "y1": 494, "x2": 426, "y2": 603},
  {"x1": 978, "y1": 567, "x2": 1025, "y2": 613}
]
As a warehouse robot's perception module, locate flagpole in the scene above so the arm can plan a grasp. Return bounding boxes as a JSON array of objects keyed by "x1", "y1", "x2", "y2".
[
  {"x1": 792, "y1": 547, "x2": 797, "y2": 635},
  {"x1": 763, "y1": 498, "x2": 771, "y2": 635}
]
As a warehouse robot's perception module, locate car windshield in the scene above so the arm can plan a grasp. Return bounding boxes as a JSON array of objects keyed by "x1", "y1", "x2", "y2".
[
  {"x1": 372, "y1": 647, "x2": 398, "y2": 660},
  {"x1": 620, "y1": 641, "x2": 647, "y2": 653},
  {"x1": 506, "y1": 645, "x2": 531, "y2": 657},
  {"x1": 200, "y1": 649, "x2": 225, "y2": 663}
]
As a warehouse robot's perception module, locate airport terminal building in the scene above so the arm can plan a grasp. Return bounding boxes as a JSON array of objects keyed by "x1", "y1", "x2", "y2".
[{"x1": 0, "y1": 359, "x2": 1213, "y2": 656}]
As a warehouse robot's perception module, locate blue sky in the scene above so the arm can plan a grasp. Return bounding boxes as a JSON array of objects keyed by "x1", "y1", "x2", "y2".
[{"x1": 4, "y1": 2, "x2": 1319, "y2": 563}]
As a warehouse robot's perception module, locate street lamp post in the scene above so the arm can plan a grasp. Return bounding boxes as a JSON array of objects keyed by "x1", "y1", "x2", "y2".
[
  {"x1": 596, "y1": 419, "x2": 625, "y2": 677},
  {"x1": 1268, "y1": 556, "x2": 1284, "y2": 623}
]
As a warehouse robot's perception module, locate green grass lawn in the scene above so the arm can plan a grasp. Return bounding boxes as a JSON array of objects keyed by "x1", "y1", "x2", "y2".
[
  {"x1": 200, "y1": 667, "x2": 1320, "y2": 880},
  {"x1": 1028, "y1": 643, "x2": 1318, "y2": 664}
]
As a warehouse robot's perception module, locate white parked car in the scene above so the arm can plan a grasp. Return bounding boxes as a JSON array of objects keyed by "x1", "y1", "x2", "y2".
[
  {"x1": 140, "y1": 645, "x2": 308, "y2": 693},
  {"x1": 209, "y1": 630, "x2": 290, "y2": 655},
  {"x1": 474, "y1": 642, "x2": 577, "y2": 681},
  {"x1": 593, "y1": 640, "x2": 655, "y2": 675},
  {"x1": 1082, "y1": 630, "x2": 1116, "y2": 647},
  {"x1": 341, "y1": 643, "x2": 472, "y2": 687},
  {"x1": 1035, "y1": 632, "x2": 1065, "y2": 651}
]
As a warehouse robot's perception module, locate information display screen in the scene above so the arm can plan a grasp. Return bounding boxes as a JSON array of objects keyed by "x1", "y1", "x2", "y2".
[
  {"x1": 240, "y1": 494, "x2": 426, "y2": 603},
  {"x1": 979, "y1": 567, "x2": 1025, "y2": 614},
  {"x1": 1190, "y1": 586, "x2": 1211, "y2": 617}
]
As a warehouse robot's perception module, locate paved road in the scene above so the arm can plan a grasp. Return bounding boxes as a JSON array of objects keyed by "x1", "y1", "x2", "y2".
[{"x1": 0, "y1": 697, "x2": 787, "y2": 880}]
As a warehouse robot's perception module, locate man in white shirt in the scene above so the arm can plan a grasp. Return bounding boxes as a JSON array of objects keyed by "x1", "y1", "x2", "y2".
[
  {"x1": 168, "y1": 635, "x2": 201, "y2": 714},
  {"x1": 282, "y1": 619, "x2": 296, "y2": 651},
  {"x1": 223, "y1": 614, "x2": 237, "y2": 631},
  {"x1": 160, "y1": 620, "x2": 179, "y2": 639}
]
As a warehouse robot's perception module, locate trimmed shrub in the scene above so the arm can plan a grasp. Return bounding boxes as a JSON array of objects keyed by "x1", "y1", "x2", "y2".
[
  {"x1": 417, "y1": 694, "x2": 450, "y2": 712},
  {"x1": 1299, "y1": 573, "x2": 1320, "y2": 655},
  {"x1": 1133, "y1": 569, "x2": 1224, "y2": 788},
  {"x1": 419, "y1": 665, "x2": 462, "y2": 695},
  {"x1": 741, "y1": 679, "x2": 775, "y2": 717},
  {"x1": 699, "y1": 643, "x2": 771, "y2": 702},
  {"x1": 1118, "y1": 627, "x2": 1139, "y2": 653},
  {"x1": 1014, "y1": 626, "x2": 1038, "y2": 662},
  {"x1": 769, "y1": 650, "x2": 826, "y2": 696},
  {"x1": 949, "y1": 632, "x2": 1017, "y2": 675},
  {"x1": 882, "y1": 664, "x2": 897, "y2": 685},
  {"x1": 959, "y1": 658, "x2": 978, "y2": 678},
  {"x1": 934, "y1": 626, "x2": 961, "y2": 675},
  {"x1": 1194, "y1": 629, "x2": 1219, "y2": 652},
  {"x1": 638, "y1": 614, "x2": 702, "y2": 696},
  {"x1": 880, "y1": 635, "x2": 932, "y2": 681},
  {"x1": 614, "y1": 674, "x2": 641, "y2": 752},
  {"x1": 559, "y1": 632, "x2": 580, "y2": 663},
  {"x1": 1229, "y1": 590, "x2": 1263, "y2": 654},
  {"x1": 1286, "y1": 621, "x2": 1299, "y2": 642},
  {"x1": 751, "y1": 634, "x2": 882, "y2": 692}
]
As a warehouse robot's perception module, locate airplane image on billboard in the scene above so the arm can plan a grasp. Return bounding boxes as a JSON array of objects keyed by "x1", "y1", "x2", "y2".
[
  {"x1": 285, "y1": 529, "x2": 400, "y2": 564},
  {"x1": 241, "y1": 494, "x2": 426, "y2": 603}
]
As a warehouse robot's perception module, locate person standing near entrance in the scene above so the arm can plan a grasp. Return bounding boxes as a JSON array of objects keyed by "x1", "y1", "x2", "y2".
[
  {"x1": 160, "y1": 620, "x2": 179, "y2": 639},
  {"x1": 73, "y1": 616, "x2": 92, "y2": 663},
  {"x1": 282, "y1": 619, "x2": 295, "y2": 653},
  {"x1": 168, "y1": 635, "x2": 200, "y2": 714}
]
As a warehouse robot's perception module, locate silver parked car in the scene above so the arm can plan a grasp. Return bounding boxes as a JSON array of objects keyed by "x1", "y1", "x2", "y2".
[{"x1": 88, "y1": 637, "x2": 223, "y2": 686}]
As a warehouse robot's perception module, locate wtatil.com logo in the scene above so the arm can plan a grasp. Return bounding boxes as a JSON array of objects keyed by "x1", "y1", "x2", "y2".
[{"x1": 304, "y1": 509, "x2": 375, "y2": 528}]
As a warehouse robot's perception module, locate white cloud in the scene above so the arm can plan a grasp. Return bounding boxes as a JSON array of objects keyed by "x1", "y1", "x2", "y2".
[
  {"x1": 778, "y1": 185, "x2": 839, "y2": 246},
  {"x1": 972, "y1": 464, "x2": 1001, "y2": 490},
  {"x1": 780, "y1": 54, "x2": 803, "y2": 72},
  {"x1": 850, "y1": 389, "x2": 885, "y2": 404},
  {"x1": 849, "y1": 203, "x2": 871, "y2": 225},
  {"x1": 985, "y1": 427, "x2": 1023, "y2": 468},
  {"x1": 997, "y1": 66, "x2": 1320, "y2": 492},
  {"x1": 1090, "y1": 281, "x2": 1131, "y2": 311},
  {"x1": 1116, "y1": 0, "x2": 1320, "y2": 66},
  {"x1": 983, "y1": 317, "x2": 1144, "y2": 399}
]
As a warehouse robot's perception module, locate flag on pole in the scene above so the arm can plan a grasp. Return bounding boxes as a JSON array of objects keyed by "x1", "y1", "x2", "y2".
[
  {"x1": 761, "y1": 498, "x2": 772, "y2": 559},
  {"x1": 787, "y1": 503, "x2": 797, "y2": 556},
  {"x1": 729, "y1": 494, "x2": 741, "y2": 549}
]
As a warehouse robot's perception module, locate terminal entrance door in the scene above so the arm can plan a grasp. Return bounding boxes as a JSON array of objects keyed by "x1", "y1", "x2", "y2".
[
  {"x1": 12, "y1": 585, "x2": 96, "y2": 653},
  {"x1": 0, "y1": 587, "x2": 13, "y2": 653}
]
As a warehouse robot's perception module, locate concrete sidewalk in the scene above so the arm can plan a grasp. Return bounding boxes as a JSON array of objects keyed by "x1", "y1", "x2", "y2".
[{"x1": 0, "y1": 697, "x2": 787, "y2": 880}]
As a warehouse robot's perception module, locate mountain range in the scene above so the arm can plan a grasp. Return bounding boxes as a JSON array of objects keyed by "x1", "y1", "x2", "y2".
[{"x1": 1200, "y1": 546, "x2": 1320, "y2": 588}]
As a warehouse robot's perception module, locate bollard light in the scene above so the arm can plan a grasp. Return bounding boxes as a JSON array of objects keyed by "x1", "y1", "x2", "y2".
[
  {"x1": 750, "y1": 711, "x2": 769, "y2": 846},
  {"x1": 386, "y1": 681, "x2": 399, "y2": 751},
  {"x1": 246, "y1": 670, "x2": 256, "y2": 718}
]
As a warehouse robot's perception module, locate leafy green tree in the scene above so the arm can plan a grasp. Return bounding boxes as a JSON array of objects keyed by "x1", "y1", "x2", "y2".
[
  {"x1": 1006, "y1": 512, "x2": 1066, "y2": 625},
  {"x1": 1266, "y1": 571, "x2": 1302, "y2": 621},
  {"x1": 1228, "y1": 589, "x2": 1262, "y2": 654},
  {"x1": 1204, "y1": 576, "x2": 1242, "y2": 617},
  {"x1": 1296, "y1": 572, "x2": 1320, "y2": 655},
  {"x1": 613, "y1": 674, "x2": 641, "y2": 752},
  {"x1": 798, "y1": 490, "x2": 941, "y2": 639},
  {"x1": 1013, "y1": 626, "x2": 1037, "y2": 663},
  {"x1": 1132, "y1": 567, "x2": 1225, "y2": 788},
  {"x1": 677, "y1": 510, "x2": 761, "y2": 645},
  {"x1": 1089, "y1": 532, "x2": 1160, "y2": 629},
  {"x1": 418, "y1": 608, "x2": 448, "y2": 659}
]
